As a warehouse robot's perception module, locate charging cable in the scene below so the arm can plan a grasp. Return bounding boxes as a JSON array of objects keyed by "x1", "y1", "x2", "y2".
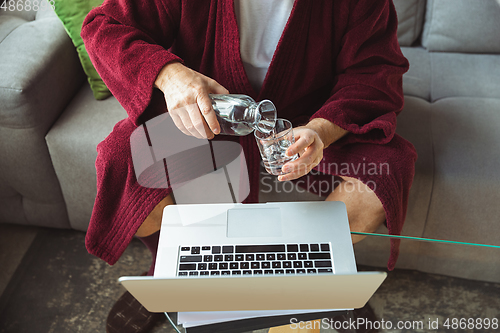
[
  {"x1": 164, "y1": 312, "x2": 183, "y2": 333},
  {"x1": 351, "y1": 231, "x2": 500, "y2": 248}
]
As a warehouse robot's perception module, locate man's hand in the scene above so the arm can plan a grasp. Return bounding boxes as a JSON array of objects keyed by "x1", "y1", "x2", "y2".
[
  {"x1": 278, "y1": 118, "x2": 348, "y2": 181},
  {"x1": 154, "y1": 62, "x2": 229, "y2": 139}
]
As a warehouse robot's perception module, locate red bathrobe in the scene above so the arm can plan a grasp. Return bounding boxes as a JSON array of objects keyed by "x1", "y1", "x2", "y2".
[{"x1": 82, "y1": 0, "x2": 416, "y2": 270}]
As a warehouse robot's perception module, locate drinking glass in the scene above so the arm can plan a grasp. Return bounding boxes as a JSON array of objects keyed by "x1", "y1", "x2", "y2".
[{"x1": 254, "y1": 119, "x2": 298, "y2": 175}]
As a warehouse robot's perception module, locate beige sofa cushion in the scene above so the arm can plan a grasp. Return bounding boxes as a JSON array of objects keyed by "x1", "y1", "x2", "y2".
[
  {"x1": 393, "y1": 0, "x2": 426, "y2": 46},
  {"x1": 422, "y1": 0, "x2": 500, "y2": 53}
]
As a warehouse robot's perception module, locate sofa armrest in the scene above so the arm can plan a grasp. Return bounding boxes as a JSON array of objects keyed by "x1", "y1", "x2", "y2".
[
  {"x1": 0, "y1": 6, "x2": 85, "y2": 228},
  {"x1": 0, "y1": 6, "x2": 85, "y2": 130}
]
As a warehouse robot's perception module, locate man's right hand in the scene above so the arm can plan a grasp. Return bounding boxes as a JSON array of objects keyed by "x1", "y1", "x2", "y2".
[{"x1": 154, "y1": 62, "x2": 229, "y2": 139}]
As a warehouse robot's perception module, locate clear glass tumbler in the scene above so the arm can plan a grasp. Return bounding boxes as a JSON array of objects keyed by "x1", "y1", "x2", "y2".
[{"x1": 254, "y1": 119, "x2": 298, "y2": 175}]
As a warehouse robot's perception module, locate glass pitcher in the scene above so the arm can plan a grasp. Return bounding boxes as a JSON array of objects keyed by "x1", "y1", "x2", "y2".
[{"x1": 210, "y1": 94, "x2": 277, "y2": 136}]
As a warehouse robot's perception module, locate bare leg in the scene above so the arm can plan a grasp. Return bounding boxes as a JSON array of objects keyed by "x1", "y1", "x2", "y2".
[
  {"x1": 135, "y1": 194, "x2": 175, "y2": 237},
  {"x1": 326, "y1": 176, "x2": 386, "y2": 243}
]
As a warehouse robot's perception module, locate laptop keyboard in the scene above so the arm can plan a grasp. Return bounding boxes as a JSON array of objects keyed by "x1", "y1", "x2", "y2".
[{"x1": 177, "y1": 243, "x2": 333, "y2": 277}]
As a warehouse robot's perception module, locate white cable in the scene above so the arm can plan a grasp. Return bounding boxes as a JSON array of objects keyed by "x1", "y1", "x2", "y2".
[{"x1": 164, "y1": 312, "x2": 183, "y2": 333}]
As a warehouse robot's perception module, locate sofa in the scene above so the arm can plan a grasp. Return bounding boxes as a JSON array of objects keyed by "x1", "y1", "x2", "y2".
[{"x1": 1, "y1": 0, "x2": 499, "y2": 283}]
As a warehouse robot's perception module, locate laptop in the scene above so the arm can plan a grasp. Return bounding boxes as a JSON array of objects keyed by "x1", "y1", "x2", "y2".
[{"x1": 119, "y1": 201, "x2": 386, "y2": 313}]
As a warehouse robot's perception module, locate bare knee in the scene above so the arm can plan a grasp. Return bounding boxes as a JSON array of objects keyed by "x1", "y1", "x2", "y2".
[{"x1": 326, "y1": 177, "x2": 385, "y2": 243}]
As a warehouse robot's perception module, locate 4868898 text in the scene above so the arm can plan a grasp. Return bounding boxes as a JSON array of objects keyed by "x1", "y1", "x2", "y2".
[{"x1": 1, "y1": 0, "x2": 55, "y2": 12}]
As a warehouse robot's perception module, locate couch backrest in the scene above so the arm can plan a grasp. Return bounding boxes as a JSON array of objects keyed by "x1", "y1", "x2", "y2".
[
  {"x1": 393, "y1": 0, "x2": 426, "y2": 47},
  {"x1": 421, "y1": 0, "x2": 500, "y2": 53},
  {"x1": 394, "y1": 0, "x2": 500, "y2": 54}
]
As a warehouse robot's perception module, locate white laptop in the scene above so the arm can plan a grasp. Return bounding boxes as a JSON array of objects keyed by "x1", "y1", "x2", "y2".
[{"x1": 119, "y1": 201, "x2": 386, "y2": 313}]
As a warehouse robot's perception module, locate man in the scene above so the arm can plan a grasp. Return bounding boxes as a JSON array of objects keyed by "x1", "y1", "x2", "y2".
[{"x1": 82, "y1": 0, "x2": 416, "y2": 331}]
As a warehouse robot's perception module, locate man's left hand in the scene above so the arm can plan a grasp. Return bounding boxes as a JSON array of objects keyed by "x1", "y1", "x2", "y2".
[
  {"x1": 278, "y1": 127, "x2": 324, "y2": 181},
  {"x1": 277, "y1": 118, "x2": 348, "y2": 181}
]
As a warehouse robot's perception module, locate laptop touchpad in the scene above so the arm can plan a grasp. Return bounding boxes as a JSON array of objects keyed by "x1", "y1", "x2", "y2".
[{"x1": 227, "y1": 208, "x2": 282, "y2": 238}]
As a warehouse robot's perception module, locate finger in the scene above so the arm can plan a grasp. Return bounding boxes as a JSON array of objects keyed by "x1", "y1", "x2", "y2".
[
  {"x1": 279, "y1": 141, "x2": 323, "y2": 181},
  {"x1": 287, "y1": 133, "x2": 314, "y2": 157},
  {"x1": 297, "y1": 139, "x2": 324, "y2": 167},
  {"x1": 278, "y1": 154, "x2": 317, "y2": 181},
  {"x1": 197, "y1": 93, "x2": 220, "y2": 135},
  {"x1": 173, "y1": 105, "x2": 204, "y2": 139},
  {"x1": 185, "y1": 102, "x2": 214, "y2": 139},
  {"x1": 278, "y1": 165, "x2": 310, "y2": 182},
  {"x1": 169, "y1": 112, "x2": 191, "y2": 137},
  {"x1": 282, "y1": 152, "x2": 314, "y2": 176}
]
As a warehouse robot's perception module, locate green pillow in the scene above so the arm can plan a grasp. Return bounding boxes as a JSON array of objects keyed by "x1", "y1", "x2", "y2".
[{"x1": 53, "y1": 0, "x2": 111, "y2": 100}]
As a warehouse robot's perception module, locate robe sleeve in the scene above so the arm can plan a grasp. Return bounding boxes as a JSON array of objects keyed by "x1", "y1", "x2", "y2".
[
  {"x1": 81, "y1": 0, "x2": 183, "y2": 125},
  {"x1": 310, "y1": 0, "x2": 409, "y2": 145}
]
